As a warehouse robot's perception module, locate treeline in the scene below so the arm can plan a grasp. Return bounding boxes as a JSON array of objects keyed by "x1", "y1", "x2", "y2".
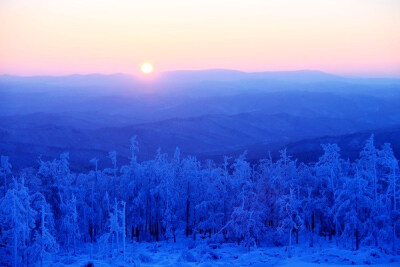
[{"x1": 0, "y1": 135, "x2": 399, "y2": 266}]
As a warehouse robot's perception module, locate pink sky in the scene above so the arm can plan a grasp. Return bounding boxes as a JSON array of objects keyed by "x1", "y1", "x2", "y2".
[{"x1": 0, "y1": 0, "x2": 399, "y2": 77}]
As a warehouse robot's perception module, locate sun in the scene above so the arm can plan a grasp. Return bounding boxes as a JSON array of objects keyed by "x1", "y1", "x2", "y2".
[{"x1": 141, "y1": 63, "x2": 153, "y2": 74}]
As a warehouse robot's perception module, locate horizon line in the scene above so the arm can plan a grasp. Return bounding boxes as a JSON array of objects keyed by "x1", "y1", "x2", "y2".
[{"x1": 1, "y1": 68, "x2": 400, "y2": 80}]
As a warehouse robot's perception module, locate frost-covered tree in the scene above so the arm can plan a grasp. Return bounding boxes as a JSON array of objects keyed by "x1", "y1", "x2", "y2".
[
  {"x1": 161, "y1": 160, "x2": 178, "y2": 243},
  {"x1": 227, "y1": 188, "x2": 264, "y2": 248},
  {"x1": 0, "y1": 155, "x2": 12, "y2": 193},
  {"x1": 60, "y1": 194, "x2": 80, "y2": 254},
  {"x1": 0, "y1": 179, "x2": 36, "y2": 267},
  {"x1": 37, "y1": 153, "x2": 75, "y2": 236},
  {"x1": 336, "y1": 167, "x2": 369, "y2": 250},
  {"x1": 120, "y1": 137, "x2": 145, "y2": 242},
  {"x1": 107, "y1": 151, "x2": 118, "y2": 199},
  {"x1": 179, "y1": 156, "x2": 202, "y2": 238},
  {"x1": 196, "y1": 162, "x2": 228, "y2": 240},
  {"x1": 357, "y1": 135, "x2": 383, "y2": 246},
  {"x1": 30, "y1": 205, "x2": 58, "y2": 267},
  {"x1": 28, "y1": 191, "x2": 58, "y2": 266},
  {"x1": 315, "y1": 143, "x2": 343, "y2": 242},
  {"x1": 359, "y1": 135, "x2": 379, "y2": 205},
  {"x1": 1, "y1": 135, "x2": 399, "y2": 262},
  {"x1": 107, "y1": 199, "x2": 126, "y2": 259},
  {"x1": 223, "y1": 152, "x2": 264, "y2": 247},
  {"x1": 377, "y1": 143, "x2": 399, "y2": 250},
  {"x1": 297, "y1": 163, "x2": 317, "y2": 246},
  {"x1": 231, "y1": 152, "x2": 252, "y2": 207},
  {"x1": 277, "y1": 187, "x2": 303, "y2": 256}
]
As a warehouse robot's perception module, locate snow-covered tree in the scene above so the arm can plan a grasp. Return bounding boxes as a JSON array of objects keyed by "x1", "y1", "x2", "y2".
[
  {"x1": 30, "y1": 205, "x2": 58, "y2": 267},
  {"x1": 37, "y1": 153, "x2": 75, "y2": 235},
  {"x1": 179, "y1": 156, "x2": 202, "y2": 238},
  {"x1": 196, "y1": 162, "x2": 228, "y2": 240},
  {"x1": 28, "y1": 191, "x2": 58, "y2": 266},
  {"x1": 377, "y1": 143, "x2": 399, "y2": 250},
  {"x1": 1, "y1": 134, "x2": 399, "y2": 263},
  {"x1": 277, "y1": 187, "x2": 303, "y2": 256},
  {"x1": 336, "y1": 167, "x2": 369, "y2": 250},
  {"x1": 0, "y1": 155, "x2": 12, "y2": 193},
  {"x1": 0, "y1": 179, "x2": 36, "y2": 267},
  {"x1": 357, "y1": 135, "x2": 383, "y2": 246},
  {"x1": 60, "y1": 194, "x2": 80, "y2": 254},
  {"x1": 315, "y1": 143, "x2": 343, "y2": 242},
  {"x1": 227, "y1": 189, "x2": 264, "y2": 248}
]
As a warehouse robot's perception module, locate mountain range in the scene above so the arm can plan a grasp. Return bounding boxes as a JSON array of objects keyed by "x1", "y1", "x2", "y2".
[{"x1": 1, "y1": 69, "x2": 399, "y2": 170}]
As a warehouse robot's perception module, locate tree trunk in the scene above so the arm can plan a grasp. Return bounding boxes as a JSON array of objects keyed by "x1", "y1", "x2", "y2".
[
  {"x1": 40, "y1": 205, "x2": 45, "y2": 267},
  {"x1": 311, "y1": 213, "x2": 315, "y2": 233},
  {"x1": 288, "y1": 227, "x2": 292, "y2": 257},
  {"x1": 122, "y1": 202, "x2": 126, "y2": 263},
  {"x1": 111, "y1": 232, "x2": 114, "y2": 259},
  {"x1": 355, "y1": 228, "x2": 359, "y2": 250},
  {"x1": 186, "y1": 183, "x2": 190, "y2": 237},
  {"x1": 193, "y1": 204, "x2": 197, "y2": 240},
  {"x1": 155, "y1": 222, "x2": 159, "y2": 242},
  {"x1": 73, "y1": 233, "x2": 76, "y2": 256},
  {"x1": 13, "y1": 198, "x2": 17, "y2": 267},
  {"x1": 393, "y1": 162, "x2": 397, "y2": 252}
]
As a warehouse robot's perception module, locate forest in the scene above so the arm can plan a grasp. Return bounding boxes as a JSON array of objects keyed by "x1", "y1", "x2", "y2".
[{"x1": 0, "y1": 134, "x2": 399, "y2": 266}]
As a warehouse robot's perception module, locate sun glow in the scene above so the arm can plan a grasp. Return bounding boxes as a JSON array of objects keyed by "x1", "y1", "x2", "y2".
[{"x1": 141, "y1": 63, "x2": 153, "y2": 74}]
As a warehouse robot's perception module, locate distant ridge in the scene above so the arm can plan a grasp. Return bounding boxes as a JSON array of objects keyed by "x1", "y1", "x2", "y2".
[
  {"x1": 158, "y1": 69, "x2": 400, "y2": 85},
  {"x1": 0, "y1": 73, "x2": 136, "y2": 86},
  {"x1": 1, "y1": 70, "x2": 399, "y2": 86},
  {"x1": 159, "y1": 69, "x2": 342, "y2": 83}
]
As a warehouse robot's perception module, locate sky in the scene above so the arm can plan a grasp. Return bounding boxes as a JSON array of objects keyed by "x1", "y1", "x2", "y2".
[{"x1": 0, "y1": 0, "x2": 399, "y2": 77}]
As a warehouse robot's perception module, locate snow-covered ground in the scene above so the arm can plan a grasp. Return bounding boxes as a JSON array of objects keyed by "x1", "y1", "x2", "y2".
[{"x1": 48, "y1": 237, "x2": 400, "y2": 267}]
